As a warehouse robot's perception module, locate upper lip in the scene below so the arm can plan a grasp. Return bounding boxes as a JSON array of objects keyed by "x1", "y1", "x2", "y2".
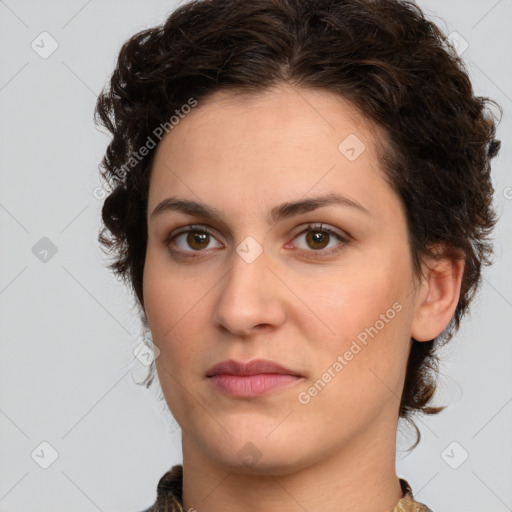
[{"x1": 206, "y1": 359, "x2": 302, "y2": 377}]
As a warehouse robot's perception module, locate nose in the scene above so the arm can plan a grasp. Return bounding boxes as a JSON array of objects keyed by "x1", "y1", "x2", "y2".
[{"x1": 212, "y1": 245, "x2": 286, "y2": 338}]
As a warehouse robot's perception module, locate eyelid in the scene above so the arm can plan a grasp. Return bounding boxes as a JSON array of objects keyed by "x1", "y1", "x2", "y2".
[
  {"x1": 290, "y1": 222, "x2": 349, "y2": 241},
  {"x1": 169, "y1": 223, "x2": 220, "y2": 239}
]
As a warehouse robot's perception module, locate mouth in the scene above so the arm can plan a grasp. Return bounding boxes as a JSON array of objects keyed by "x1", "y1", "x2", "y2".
[
  {"x1": 206, "y1": 358, "x2": 302, "y2": 378},
  {"x1": 206, "y1": 359, "x2": 304, "y2": 398}
]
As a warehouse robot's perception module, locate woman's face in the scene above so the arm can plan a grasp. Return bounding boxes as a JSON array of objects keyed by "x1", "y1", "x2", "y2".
[{"x1": 143, "y1": 85, "x2": 423, "y2": 474}]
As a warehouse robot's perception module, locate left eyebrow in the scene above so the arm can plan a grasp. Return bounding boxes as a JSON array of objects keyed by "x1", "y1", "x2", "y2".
[
  {"x1": 149, "y1": 192, "x2": 370, "y2": 225},
  {"x1": 268, "y1": 192, "x2": 370, "y2": 224}
]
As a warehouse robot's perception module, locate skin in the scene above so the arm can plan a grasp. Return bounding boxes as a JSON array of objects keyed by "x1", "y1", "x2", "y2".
[{"x1": 142, "y1": 84, "x2": 464, "y2": 512}]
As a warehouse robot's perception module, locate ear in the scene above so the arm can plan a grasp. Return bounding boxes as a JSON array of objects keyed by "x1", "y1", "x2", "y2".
[{"x1": 411, "y1": 245, "x2": 465, "y2": 342}]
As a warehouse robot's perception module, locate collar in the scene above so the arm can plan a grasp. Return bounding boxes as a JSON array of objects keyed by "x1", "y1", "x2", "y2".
[{"x1": 144, "y1": 465, "x2": 433, "y2": 512}]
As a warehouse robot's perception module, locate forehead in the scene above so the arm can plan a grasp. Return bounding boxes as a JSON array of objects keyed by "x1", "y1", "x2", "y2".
[
  {"x1": 170, "y1": 84, "x2": 379, "y2": 144},
  {"x1": 148, "y1": 84, "x2": 392, "y2": 216}
]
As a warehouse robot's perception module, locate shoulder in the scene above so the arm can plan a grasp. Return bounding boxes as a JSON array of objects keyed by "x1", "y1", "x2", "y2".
[
  {"x1": 139, "y1": 464, "x2": 184, "y2": 512},
  {"x1": 395, "y1": 478, "x2": 434, "y2": 512}
]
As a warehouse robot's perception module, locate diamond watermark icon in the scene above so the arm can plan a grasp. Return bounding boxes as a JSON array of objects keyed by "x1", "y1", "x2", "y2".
[
  {"x1": 338, "y1": 134, "x2": 366, "y2": 161},
  {"x1": 31, "y1": 441, "x2": 59, "y2": 469},
  {"x1": 237, "y1": 442, "x2": 262, "y2": 467},
  {"x1": 441, "y1": 441, "x2": 469, "y2": 469},
  {"x1": 32, "y1": 237, "x2": 58, "y2": 263},
  {"x1": 236, "y1": 236, "x2": 263, "y2": 264},
  {"x1": 31, "y1": 31, "x2": 59, "y2": 59},
  {"x1": 133, "y1": 341, "x2": 160, "y2": 366},
  {"x1": 447, "y1": 31, "x2": 469, "y2": 56}
]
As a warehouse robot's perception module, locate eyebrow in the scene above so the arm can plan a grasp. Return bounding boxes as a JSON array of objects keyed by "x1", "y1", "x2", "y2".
[{"x1": 149, "y1": 192, "x2": 370, "y2": 225}]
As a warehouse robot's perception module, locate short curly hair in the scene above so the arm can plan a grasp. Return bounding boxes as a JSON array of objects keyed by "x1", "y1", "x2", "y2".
[{"x1": 95, "y1": 0, "x2": 502, "y2": 448}]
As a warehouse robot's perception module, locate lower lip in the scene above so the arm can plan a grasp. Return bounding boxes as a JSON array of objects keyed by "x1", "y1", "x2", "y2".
[{"x1": 208, "y1": 374, "x2": 302, "y2": 397}]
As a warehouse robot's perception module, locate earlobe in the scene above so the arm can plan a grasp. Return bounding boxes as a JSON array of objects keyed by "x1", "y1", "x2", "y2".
[{"x1": 411, "y1": 247, "x2": 465, "y2": 342}]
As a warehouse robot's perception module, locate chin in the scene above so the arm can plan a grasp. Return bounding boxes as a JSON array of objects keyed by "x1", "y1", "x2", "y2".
[{"x1": 204, "y1": 435, "x2": 311, "y2": 476}]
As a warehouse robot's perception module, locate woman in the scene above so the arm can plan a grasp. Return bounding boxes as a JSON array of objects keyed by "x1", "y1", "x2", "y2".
[{"x1": 95, "y1": 0, "x2": 502, "y2": 510}]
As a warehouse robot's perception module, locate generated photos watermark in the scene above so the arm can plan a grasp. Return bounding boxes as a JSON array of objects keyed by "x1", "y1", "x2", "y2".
[{"x1": 297, "y1": 301, "x2": 403, "y2": 405}]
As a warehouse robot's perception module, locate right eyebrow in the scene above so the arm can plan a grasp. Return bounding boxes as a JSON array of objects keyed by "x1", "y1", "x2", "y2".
[{"x1": 150, "y1": 197, "x2": 220, "y2": 221}]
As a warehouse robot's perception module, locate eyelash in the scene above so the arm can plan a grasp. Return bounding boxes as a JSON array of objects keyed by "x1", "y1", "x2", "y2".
[{"x1": 166, "y1": 223, "x2": 350, "y2": 259}]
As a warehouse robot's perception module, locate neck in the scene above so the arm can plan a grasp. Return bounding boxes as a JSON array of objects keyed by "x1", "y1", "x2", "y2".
[{"x1": 181, "y1": 417, "x2": 403, "y2": 512}]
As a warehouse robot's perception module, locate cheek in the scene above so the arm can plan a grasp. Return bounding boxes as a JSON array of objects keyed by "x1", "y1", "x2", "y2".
[
  {"x1": 143, "y1": 253, "x2": 211, "y2": 374},
  {"x1": 144, "y1": 260, "x2": 208, "y2": 420},
  {"x1": 298, "y1": 257, "x2": 413, "y2": 389},
  {"x1": 301, "y1": 260, "x2": 407, "y2": 336},
  {"x1": 142, "y1": 249, "x2": 203, "y2": 340}
]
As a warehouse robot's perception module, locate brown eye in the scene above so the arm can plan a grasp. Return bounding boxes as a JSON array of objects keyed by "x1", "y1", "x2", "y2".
[
  {"x1": 186, "y1": 231, "x2": 210, "y2": 250},
  {"x1": 305, "y1": 229, "x2": 330, "y2": 250},
  {"x1": 167, "y1": 225, "x2": 223, "y2": 254},
  {"x1": 292, "y1": 223, "x2": 350, "y2": 257}
]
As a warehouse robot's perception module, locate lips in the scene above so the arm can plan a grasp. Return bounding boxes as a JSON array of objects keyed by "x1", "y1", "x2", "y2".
[
  {"x1": 206, "y1": 358, "x2": 302, "y2": 377},
  {"x1": 206, "y1": 359, "x2": 303, "y2": 398}
]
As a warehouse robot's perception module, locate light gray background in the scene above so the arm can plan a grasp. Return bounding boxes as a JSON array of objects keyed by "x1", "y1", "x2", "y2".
[{"x1": 0, "y1": 1, "x2": 511, "y2": 511}]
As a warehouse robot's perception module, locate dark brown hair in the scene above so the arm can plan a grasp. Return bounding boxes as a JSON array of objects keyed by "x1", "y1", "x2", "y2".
[{"x1": 95, "y1": 0, "x2": 502, "y2": 449}]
